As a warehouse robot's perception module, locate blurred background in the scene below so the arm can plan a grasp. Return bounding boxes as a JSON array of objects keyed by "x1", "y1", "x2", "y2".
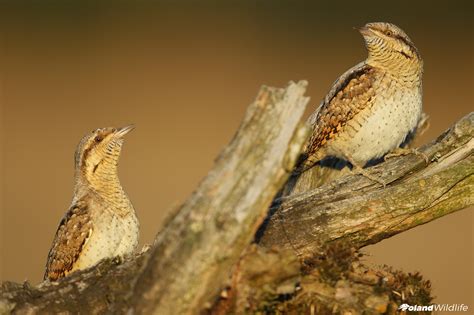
[{"x1": 1, "y1": 0, "x2": 472, "y2": 310}]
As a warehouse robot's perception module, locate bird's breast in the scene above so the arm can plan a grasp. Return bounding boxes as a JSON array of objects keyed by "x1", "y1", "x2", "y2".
[
  {"x1": 329, "y1": 79, "x2": 422, "y2": 165},
  {"x1": 72, "y1": 206, "x2": 139, "y2": 271}
]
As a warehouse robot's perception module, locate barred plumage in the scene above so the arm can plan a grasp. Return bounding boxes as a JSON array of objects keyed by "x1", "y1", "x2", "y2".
[
  {"x1": 44, "y1": 126, "x2": 139, "y2": 281},
  {"x1": 292, "y1": 22, "x2": 423, "y2": 189}
]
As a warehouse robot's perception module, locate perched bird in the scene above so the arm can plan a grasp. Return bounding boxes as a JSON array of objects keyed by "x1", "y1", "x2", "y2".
[
  {"x1": 291, "y1": 22, "x2": 423, "y2": 191},
  {"x1": 44, "y1": 125, "x2": 139, "y2": 281}
]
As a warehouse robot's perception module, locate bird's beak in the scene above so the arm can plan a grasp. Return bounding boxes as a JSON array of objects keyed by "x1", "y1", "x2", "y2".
[
  {"x1": 115, "y1": 125, "x2": 135, "y2": 138},
  {"x1": 355, "y1": 26, "x2": 373, "y2": 36}
]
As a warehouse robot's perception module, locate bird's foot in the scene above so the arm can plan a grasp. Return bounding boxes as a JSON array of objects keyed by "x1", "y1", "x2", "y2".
[
  {"x1": 343, "y1": 155, "x2": 386, "y2": 187},
  {"x1": 351, "y1": 165, "x2": 386, "y2": 187},
  {"x1": 384, "y1": 147, "x2": 429, "y2": 163}
]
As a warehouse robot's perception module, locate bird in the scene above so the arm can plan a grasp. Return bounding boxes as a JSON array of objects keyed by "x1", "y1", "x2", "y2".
[
  {"x1": 289, "y1": 22, "x2": 423, "y2": 192},
  {"x1": 44, "y1": 125, "x2": 139, "y2": 281}
]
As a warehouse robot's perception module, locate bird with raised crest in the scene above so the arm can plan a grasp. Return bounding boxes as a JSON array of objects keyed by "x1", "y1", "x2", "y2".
[
  {"x1": 289, "y1": 22, "x2": 423, "y2": 193},
  {"x1": 44, "y1": 125, "x2": 139, "y2": 281}
]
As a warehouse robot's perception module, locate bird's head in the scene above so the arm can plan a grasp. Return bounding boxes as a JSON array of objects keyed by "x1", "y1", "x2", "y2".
[
  {"x1": 357, "y1": 22, "x2": 422, "y2": 68},
  {"x1": 74, "y1": 125, "x2": 134, "y2": 185}
]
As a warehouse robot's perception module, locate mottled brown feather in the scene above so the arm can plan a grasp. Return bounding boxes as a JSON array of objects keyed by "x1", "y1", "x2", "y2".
[
  {"x1": 298, "y1": 62, "x2": 377, "y2": 170},
  {"x1": 44, "y1": 200, "x2": 93, "y2": 281}
]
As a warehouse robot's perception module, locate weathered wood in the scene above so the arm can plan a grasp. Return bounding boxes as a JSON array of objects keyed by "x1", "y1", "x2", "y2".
[
  {"x1": 258, "y1": 112, "x2": 473, "y2": 257},
  {"x1": 0, "y1": 81, "x2": 310, "y2": 314},
  {"x1": 0, "y1": 80, "x2": 472, "y2": 314},
  {"x1": 131, "y1": 81, "x2": 310, "y2": 314}
]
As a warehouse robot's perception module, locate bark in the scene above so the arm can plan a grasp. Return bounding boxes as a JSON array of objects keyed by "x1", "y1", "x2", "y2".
[
  {"x1": 258, "y1": 113, "x2": 473, "y2": 257},
  {"x1": 1, "y1": 81, "x2": 310, "y2": 314},
  {"x1": 0, "y1": 81, "x2": 472, "y2": 315},
  {"x1": 130, "y1": 81, "x2": 309, "y2": 314}
]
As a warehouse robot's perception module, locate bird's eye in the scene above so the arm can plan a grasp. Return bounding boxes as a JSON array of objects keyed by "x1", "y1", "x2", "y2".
[
  {"x1": 94, "y1": 136, "x2": 103, "y2": 143},
  {"x1": 385, "y1": 30, "x2": 393, "y2": 36}
]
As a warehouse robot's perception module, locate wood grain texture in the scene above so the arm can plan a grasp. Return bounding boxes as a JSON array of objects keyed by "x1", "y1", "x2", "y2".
[
  {"x1": 131, "y1": 81, "x2": 310, "y2": 314},
  {"x1": 0, "y1": 82, "x2": 471, "y2": 314},
  {"x1": 258, "y1": 112, "x2": 473, "y2": 257}
]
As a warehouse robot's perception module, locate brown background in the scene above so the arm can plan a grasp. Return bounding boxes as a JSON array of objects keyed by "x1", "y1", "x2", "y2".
[{"x1": 1, "y1": 0, "x2": 472, "y2": 310}]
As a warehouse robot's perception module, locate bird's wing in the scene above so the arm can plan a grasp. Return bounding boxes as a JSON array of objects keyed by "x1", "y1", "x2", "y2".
[
  {"x1": 299, "y1": 62, "x2": 377, "y2": 169},
  {"x1": 44, "y1": 200, "x2": 93, "y2": 281}
]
